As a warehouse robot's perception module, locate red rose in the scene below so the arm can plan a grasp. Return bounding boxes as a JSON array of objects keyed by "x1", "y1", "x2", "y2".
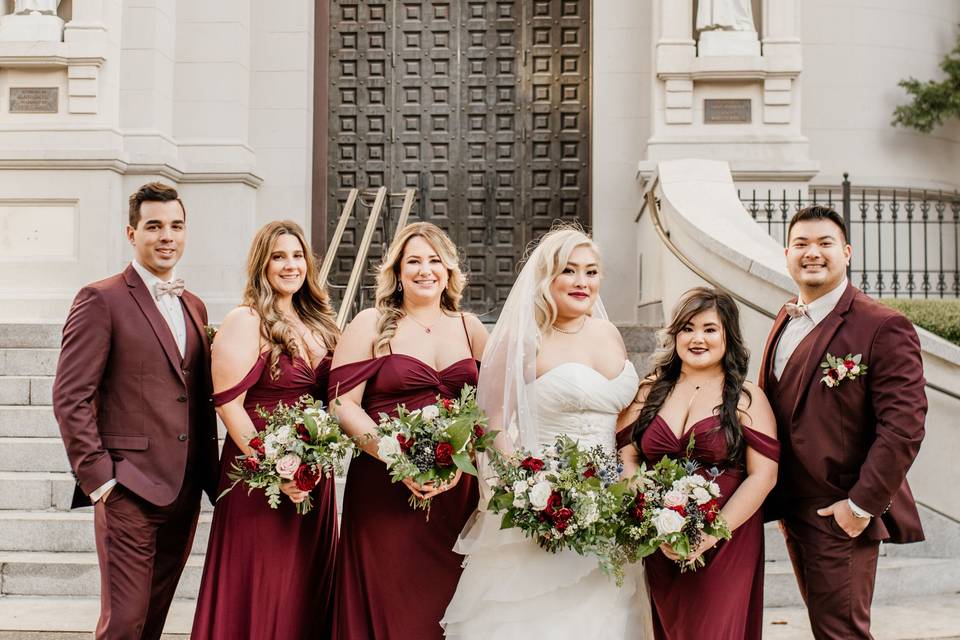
[
  {"x1": 667, "y1": 504, "x2": 687, "y2": 517},
  {"x1": 242, "y1": 456, "x2": 260, "y2": 472},
  {"x1": 520, "y1": 456, "x2": 545, "y2": 472},
  {"x1": 583, "y1": 465, "x2": 596, "y2": 479},
  {"x1": 397, "y1": 434, "x2": 414, "y2": 452},
  {"x1": 544, "y1": 490, "x2": 563, "y2": 516},
  {"x1": 828, "y1": 368, "x2": 839, "y2": 380},
  {"x1": 293, "y1": 463, "x2": 320, "y2": 491},
  {"x1": 434, "y1": 442, "x2": 454, "y2": 466},
  {"x1": 630, "y1": 494, "x2": 646, "y2": 520},
  {"x1": 248, "y1": 436, "x2": 265, "y2": 456},
  {"x1": 552, "y1": 507, "x2": 574, "y2": 531},
  {"x1": 844, "y1": 359, "x2": 856, "y2": 370},
  {"x1": 473, "y1": 424, "x2": 485, "y2": 438},
  {"x1": 442, "y1": 398, "x2": 454, "y2": 411},
  {"x1": 702, "y1": 499, "x2": 719, "y2": 524},
  {"x1": 296, "y1": 424, "x2": 311, "y2": 442}
]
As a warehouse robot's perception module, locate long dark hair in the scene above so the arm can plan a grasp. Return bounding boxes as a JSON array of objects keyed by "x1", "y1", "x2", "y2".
[{"x1": 631, "y1": 287, "x2": 751, "y2": 467}]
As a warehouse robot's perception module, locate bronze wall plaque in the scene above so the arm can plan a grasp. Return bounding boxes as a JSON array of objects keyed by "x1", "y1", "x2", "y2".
[
  {"x1": 704, "y1": 98, "x2": 751, "y2": 124},
  {"x1": 9, "y1": 87, "x2": 59, "y2": 113}
]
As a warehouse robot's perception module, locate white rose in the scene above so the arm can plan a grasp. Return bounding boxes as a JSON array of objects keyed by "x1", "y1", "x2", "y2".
[
  {"x1": 421, "y1": 405, "x2": 440, "y2": 422},
  {"x1": 513, "y1": 480, "x2": 529, "y2": 496},
  {"x1": 528, "y1": 481, "x2": 553, "y2": 510},
  {"x1": 513, "y1": 493, "x2": 528, "y2": 508},
  {"x1": 850, "y1": 365, "x2": 861, "y2": 376},
  {"x1": 652, "y1": 508, "x2": 686, "y2": 536},
  {"x1": 663, "y1": 490, "x2": 686, "y2": 508},
  {"x1": 692, "y1": 487, "x2": 712, "y2": 505},
  {"x1": 275, "y1": 426, "x2": 293, "y2": 445},
  {"x1": 275, "y1": 453, "x2": 301, "y2": 479},
  {"x1": 687, "y1": 475, "x2": 707, "y2": 487},
  {"x1": 836, "y1": 366, "x2": 848, "y2": 380},
  {"x1": 708, "y1": 482, "x2": 721, "y2": 497},
  {"x1": 263, "y1": 434, "x2": 279, "y2": 457},
  {"x1": 377, "y1": 434, "x2": 402, "y2": 462}
]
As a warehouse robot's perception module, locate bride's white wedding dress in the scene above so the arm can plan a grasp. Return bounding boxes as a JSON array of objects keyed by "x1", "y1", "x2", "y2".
[{"x1": 441, "y1": 360, "x2": 653, "y2": 639}]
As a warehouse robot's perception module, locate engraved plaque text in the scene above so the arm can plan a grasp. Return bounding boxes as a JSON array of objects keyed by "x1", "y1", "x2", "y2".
[
  {"x1": 10, "y1": 87, "x2": 58, "y2": 114},
  {"x1": 704, "y1": 98, "x2": 751, "y2": 124}
]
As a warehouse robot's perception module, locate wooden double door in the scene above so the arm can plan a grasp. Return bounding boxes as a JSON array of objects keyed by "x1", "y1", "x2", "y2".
[{"x1": 324, "y1": 0, "x2": 591, "y2": 316}]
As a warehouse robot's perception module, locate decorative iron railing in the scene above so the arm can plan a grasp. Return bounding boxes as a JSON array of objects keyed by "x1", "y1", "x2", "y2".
[{"x1": 740, "y1": 174, "x2": 960, "y2": 299}]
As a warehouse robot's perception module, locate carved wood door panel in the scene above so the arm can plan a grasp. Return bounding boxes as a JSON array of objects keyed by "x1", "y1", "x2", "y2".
[{"x1": 327, "y1": 0, "x2": 590, "y2": 317}]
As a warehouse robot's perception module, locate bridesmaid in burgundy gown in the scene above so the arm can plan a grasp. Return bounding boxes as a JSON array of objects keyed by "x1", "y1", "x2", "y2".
[
  {"x1": 191, "y1": 221, "x2": 341, "y2": 639},
  {"x1": 329, "y1": 223, "x2": 488, "y2": 639},
  {"x1": 618, "y1": 288, "x2": 779, "y2": 640}
]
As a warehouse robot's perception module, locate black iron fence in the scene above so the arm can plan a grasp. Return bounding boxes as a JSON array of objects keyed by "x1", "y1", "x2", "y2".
[{"x1": 739, "y1": 174, "x2": 960, "y2": 299}]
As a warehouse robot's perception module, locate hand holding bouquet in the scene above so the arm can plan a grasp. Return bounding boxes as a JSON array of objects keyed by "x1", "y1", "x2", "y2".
[
  {"x1": 486, "y1": 435, "x2": 631, "y2": 581},
  {"x1": 220, "y1": 396, "x2": 357, "y2": 515},
  {"x1": 376, "y1": 385, "x2": 493, "y2": 513},
  {"x1": 616, "y1": 455, "x2": 731, "y2": 572}
]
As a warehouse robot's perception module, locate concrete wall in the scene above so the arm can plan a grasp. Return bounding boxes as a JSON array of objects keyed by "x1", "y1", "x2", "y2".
[
  {"x1": 591, "y1": 0, "x2": 654, "y2": 323},
  {"x1": 802, "y1": 0, "x2": 960, "y2": 190}
]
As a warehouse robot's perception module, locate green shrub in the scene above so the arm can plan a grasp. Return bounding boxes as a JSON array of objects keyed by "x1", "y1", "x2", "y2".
[{"x1": 878, "y1": 299, "x2": 960, "y2": 347}]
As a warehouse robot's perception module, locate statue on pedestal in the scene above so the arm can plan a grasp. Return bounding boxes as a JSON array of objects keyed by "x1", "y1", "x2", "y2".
[
  {"x1": 696, "y1": 0, "x2": 760, "y2": 56},
  {"x1": 14, "y1": 0, "x2": 61, "y2": 16},
  {"x1": 1, "y1": 0, "x2": 64, "y2": 42}
]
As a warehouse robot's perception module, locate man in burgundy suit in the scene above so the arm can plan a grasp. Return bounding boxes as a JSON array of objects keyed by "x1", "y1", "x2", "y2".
[
  {"x1": 760, "y1": 205, "x2": 926, "y2": 639},
  {"x1": 53, "y1": 182, "x2": 219, "y2": 640}
]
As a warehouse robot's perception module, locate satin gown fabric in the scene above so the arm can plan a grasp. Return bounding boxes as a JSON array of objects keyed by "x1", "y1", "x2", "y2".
[
  {"x1": 329, "y1": 353, "x2": 480, "y2": 640},
  {"x1": 638, "y1": 415, "x2": 779, "y2": 640},
  {"x1": 191, "y1": 352, "x2": 338, "y2": 640}
]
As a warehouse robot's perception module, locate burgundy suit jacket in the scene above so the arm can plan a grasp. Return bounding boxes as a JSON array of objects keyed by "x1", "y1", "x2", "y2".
[
  {"x1": 759, "y1": 284, "x2": 926, "y2": 543},
  {"x1": 53, "y1": 264, "x2": 219, "y2": 508}
]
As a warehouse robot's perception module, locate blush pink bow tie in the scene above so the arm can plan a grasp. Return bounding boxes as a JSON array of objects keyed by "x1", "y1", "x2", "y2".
[
  {"x1": 154, "y1": 279, "x2": 185, "y2": 298},
  {"x1": 784, "y1": 302, "x2": 810, "y2": 319}
]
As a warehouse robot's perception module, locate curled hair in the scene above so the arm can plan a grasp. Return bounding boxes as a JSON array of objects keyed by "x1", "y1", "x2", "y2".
[
  {"x1": 631, "y1": 287, "x2": 751, "y2": 467},
  {"x1": 128, "y1": 182, "x2": 185, "y2": 228},
  {"x1": 241, "y1": 221, "x2": 340, "y2": 379},
  {"x1": 522, "y1": 223, "x2": 600, "y2": 339},
  {"x1": 372, "y1": 222, "x2": 465, "y2": 355}
]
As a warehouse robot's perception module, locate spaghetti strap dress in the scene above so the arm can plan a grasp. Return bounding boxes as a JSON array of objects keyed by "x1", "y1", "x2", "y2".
[{"x1": 191, "y1": 351, "x2": 338, "y2": 640}]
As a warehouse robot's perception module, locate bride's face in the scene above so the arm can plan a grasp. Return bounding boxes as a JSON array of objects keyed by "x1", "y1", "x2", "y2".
[
  {"x1": 549, "y1": 245, "x2": 600, "y2": 320},
  {"x1": 676, "y1": 308, "x2": 726, "y2": 371}
]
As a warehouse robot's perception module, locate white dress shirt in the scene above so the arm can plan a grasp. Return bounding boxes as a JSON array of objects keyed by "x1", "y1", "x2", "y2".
[
  {"x1": 90, "y1": 261, "x2": 187, "y2": 503},
  {"x1": 772, "y1": 278, "x2": 871, "y2": 518}
]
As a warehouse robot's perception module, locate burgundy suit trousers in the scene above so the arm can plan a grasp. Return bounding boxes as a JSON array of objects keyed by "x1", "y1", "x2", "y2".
[
  {"x1": 93, "y1": 480, "x2": 200, "y2": 640},
  {"x1": 782, "y1": 505, "x2": 880, "y2": 640}
]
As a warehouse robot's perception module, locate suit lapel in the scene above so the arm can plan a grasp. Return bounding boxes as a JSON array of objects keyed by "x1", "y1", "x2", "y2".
[
  {"x1": 124, "y1": 264, "x2": 186, "y2": 384},
  {"x1": 759, "y1": 304, "x2": 792, "y2": 391},
  {"x1": 181, "y1": 293, "x2": 208, "y2": 355},
  {"x1": 790, "y1": 284, "x2": 858, "y2": 421}
]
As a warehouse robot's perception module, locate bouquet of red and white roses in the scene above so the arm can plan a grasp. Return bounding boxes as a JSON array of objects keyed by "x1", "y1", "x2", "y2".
[
  {"x1": 220, "y1": 395, "x2": 356, "y2": 515},
  {"x1": 376, "y1": 385, "x2": 494, "y2": 512},
  {"x1": 616, "y1": 453, "x2": 731, "y2": 572},
  {"x1": 486, "y1": 435, "x2": 631, "y2": 581}
]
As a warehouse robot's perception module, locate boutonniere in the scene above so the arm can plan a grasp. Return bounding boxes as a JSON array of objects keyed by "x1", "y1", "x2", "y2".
[
  {"x1": 819, "y1": 353, "x2": 867, "y2": 388},
  {"x1": 205, "y1": 325, "x2": 217, "y2": 343}
]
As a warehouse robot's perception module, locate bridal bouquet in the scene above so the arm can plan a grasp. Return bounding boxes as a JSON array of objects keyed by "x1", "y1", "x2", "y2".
[
  {"x1": 376, "y1": 385, "x2": 493, "y2": 513},
  {"x1": 220, "y1": 396, "x2": 356, "y2": 515},
  {"x1": 615, "y1": 454, "x2": 731, "y2": 572},
  {"x1": 486, "y1": 435, "x2": 631, "y2": 581}
]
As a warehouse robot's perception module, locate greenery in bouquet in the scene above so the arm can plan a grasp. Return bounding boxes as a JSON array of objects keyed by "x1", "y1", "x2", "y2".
[
  {"x1": 375, "y1": 385, "x2": 494, "y2": 513},
  {"x1": 616, "y1": 446, "x2": 731, "y2": 573},
  {"x1": 219, "y1": 395, "x2": 357, "y2": 515},
  {"x1": 486, "y1": 435, "x2": 633, "y2": 583}
]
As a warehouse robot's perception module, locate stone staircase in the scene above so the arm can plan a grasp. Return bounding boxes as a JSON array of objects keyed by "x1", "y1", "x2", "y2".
[{"x1": 0, "y1": 323, "x2": 958, "y2": 638}]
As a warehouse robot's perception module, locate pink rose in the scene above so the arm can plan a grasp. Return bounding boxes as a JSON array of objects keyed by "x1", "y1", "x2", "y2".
[{"x1": 275, "y1": 453, "x2": 301, "y2": 480}]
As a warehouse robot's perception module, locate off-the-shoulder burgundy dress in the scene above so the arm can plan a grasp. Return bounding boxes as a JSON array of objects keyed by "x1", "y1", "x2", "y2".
[
  {"x1": 191, "y1": 351, "x2": 338, "y2": 640},
  {"x1": 329, "y1": 327, "x2": 479, "y2": 639},
  {"x1": 622, "y1": 415, "x2": 779, "y2": 640}
]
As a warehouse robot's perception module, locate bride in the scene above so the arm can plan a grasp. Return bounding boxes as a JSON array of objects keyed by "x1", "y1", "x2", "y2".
[{"x1": 442, "y1": 226, "x2": 653, "y2": 638}]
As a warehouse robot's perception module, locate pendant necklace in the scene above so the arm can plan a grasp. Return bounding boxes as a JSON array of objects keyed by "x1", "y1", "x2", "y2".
[
  {"x1": 552, "y1": 317, "x2": 587, "y2": 334},
  {"x1": 405, "y1": 310, "x2": 442, "y2": 334}
]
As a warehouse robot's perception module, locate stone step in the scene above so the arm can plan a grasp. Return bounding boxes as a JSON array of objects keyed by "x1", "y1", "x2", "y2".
[
  {"x1": 0, "y1": 593, "x2": 958, "y2": 640},
  {"x1": 0, "y1": 324, "x2": 62, "y2": 349},
  {"x1": 0, "y1": 406, "x2": 58, "y2": 437},
  {"x1": 0, "y1": 349, "x2": 59, "y2": 376},
  {"x1": 0, "y1": 511, "x2": 212, "y2": 554},
  {"x1": 0, "y1": 437, "x2": 69, "y2": 472},
  {"x1": 0, "y1": 552, "x2": 203, "y2": 600},
  {"x1": 0, "y1": 377, "x2": 53, "y2": 406}
]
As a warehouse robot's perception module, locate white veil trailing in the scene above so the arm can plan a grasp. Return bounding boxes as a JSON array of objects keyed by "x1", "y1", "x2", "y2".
[{"x1": 476, "y1": 242, "x2": 608, "y2": 460}]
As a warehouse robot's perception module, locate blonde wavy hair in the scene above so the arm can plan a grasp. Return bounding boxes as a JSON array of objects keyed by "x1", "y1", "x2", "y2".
[
  {"x1": 242, "y1": 220, "x2": 340, "y2": 378},
  {"x1": 372, "y1": 222, "x2": 466, "y2": 355},
  {"x1": 525, "y1": 224, "x2": 601, "y2": 337}
]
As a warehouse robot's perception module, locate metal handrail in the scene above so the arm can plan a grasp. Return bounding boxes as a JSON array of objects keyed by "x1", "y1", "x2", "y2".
[
  {"x1": 639, "y1": 178, "x2": 960, "y2": 403},
  {"x1": 319, "y1": 188, "x2": 359, "y2": 285},
  {"x1": 336, "y1": 186, "x2": 388, "y2": 329}
]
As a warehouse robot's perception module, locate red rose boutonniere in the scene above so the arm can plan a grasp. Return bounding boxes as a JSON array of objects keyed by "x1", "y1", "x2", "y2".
[{"x1": 819, "y1": 352, "x2": 867, "y2": 388}]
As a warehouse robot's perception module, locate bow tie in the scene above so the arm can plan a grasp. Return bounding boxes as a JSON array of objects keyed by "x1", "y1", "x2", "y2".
[
  {"x1": 154, "y1": 279, "x2": 185, "y2": 298},
  {"x1": 784, "y1": 302, "x2": 810, "y2": 320}
]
